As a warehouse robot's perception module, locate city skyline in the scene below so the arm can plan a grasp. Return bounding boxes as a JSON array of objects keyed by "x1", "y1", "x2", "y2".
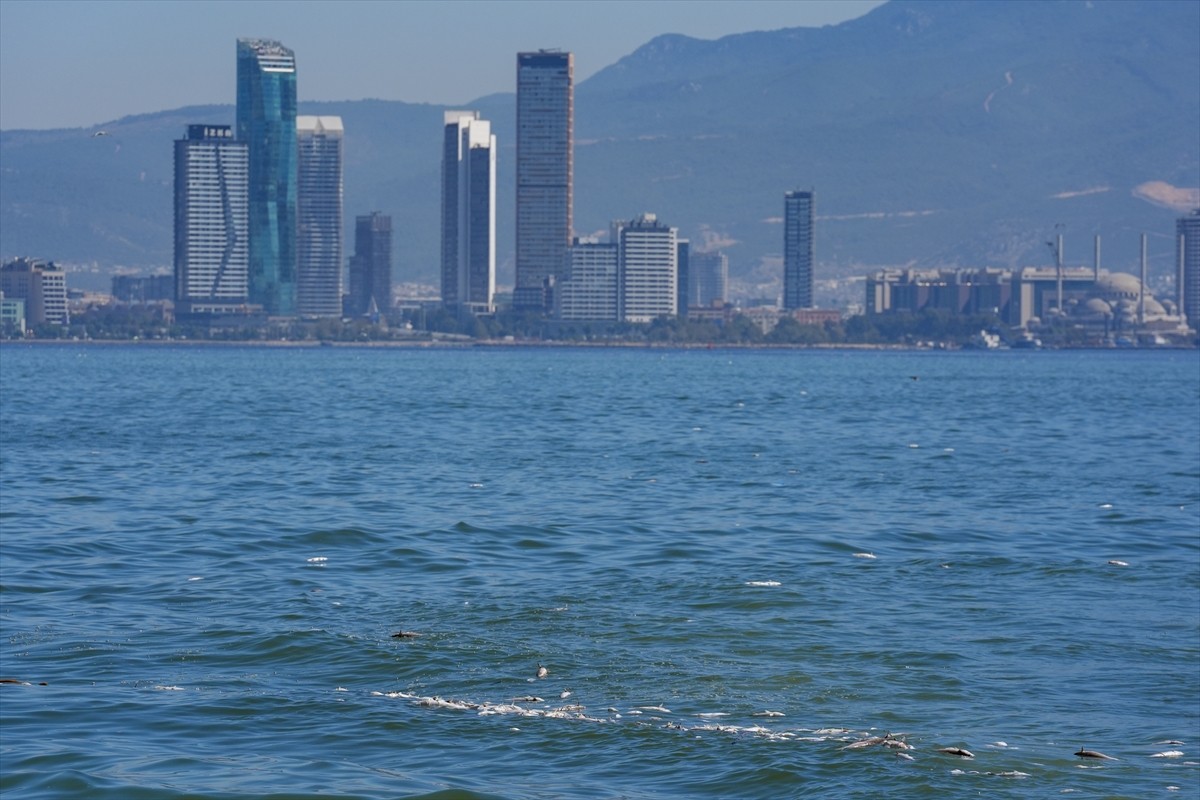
[{"x1": 0, "y1": 1, "x2": 1194, "y2": 303}]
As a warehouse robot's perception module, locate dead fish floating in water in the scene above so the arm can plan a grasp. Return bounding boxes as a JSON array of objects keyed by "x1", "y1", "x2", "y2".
[
  {"x1": 1151, "y1": 750, "x2": 1185, "y2": 758},
  {"x1": 1075, "y1": 748, "x2": 1118, "y2": 760},
  {"x1": 390, "y1": 631, "x2": 421, "y2": 639},
  {"x1": 937, "y1": 747, "x2": 975, "y2": 758},
  {"x1": 843, "y1": 732, "x2": 911, "y2": 751},
  {"x1": 511, "y1": 696, "x2": 543, "y2": 703},
  {"x1": 535, "y1": 664, "x2": 549, "y2": 679}
]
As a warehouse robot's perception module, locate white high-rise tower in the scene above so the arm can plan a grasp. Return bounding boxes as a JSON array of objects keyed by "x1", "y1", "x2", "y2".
[{"x1": 173, "y1": 124, "x2": 249, "y2": 315}]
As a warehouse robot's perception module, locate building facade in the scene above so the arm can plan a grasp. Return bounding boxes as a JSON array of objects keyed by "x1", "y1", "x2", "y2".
[
  {"x1": 515, "y1": 50, "x2": 573, "y2": 311},
  {"x1": 676, "y1": 239, "x2": 690, "y2": 318},
  {"x1": 237, "y1": 38, "x2": 297, "y2": 316},
  {"x1": 783, "y1": 190, "x2": 815, "y2": 310},
  {"x1": 296, "y1": 116, "x2": 344, "y2": 317},
  {"x1": 689, "y1": 251, "x2": 729, "y2": 309},
  {"x1": 1179, "y1": 209, "x2": 1200, "y2": 329},
  {"x1": 347, "y1": 212, "x2": 392, "y2": 318},
  {"x1": 173, "y1": 124, "x2": 249, "y2": 314},
  {"x1": 0, "y1": 293, "x2": 25, "y2": 335},
  {"x1": 557, "y1": 239, "x2": 618, "y2": 321},
  {"x1": 112, "y1": 274, "x2": 174, "y2": 303},
  {"x1": 867, "y1": 268, "x2": 1012, "y2": 320},
  {"x1": 441, "y1": 111, "x2": 496, "y2": 315},
  {"x1": 618, "y1": 214, "x2": 678, "y2": 323},
  {"x1": 0, "y1": 258, "x2": 68, "y2": 326}
]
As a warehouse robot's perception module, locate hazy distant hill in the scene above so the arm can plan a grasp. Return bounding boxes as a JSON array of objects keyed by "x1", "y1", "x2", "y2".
[{"x1": 2, "y1": 0, "x2": 1197, "y2": 290}]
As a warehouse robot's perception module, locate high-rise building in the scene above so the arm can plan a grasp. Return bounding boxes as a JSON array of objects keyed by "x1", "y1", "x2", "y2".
[
  {"x1": 237, "y1": 38, "x2": 297, "y2": 316},
  {"x1": 676, "y1": 239, "x2": 690, "y2": 318},
  {"x1": 441, "y1": 111, "x2": 496, "y2": 315},
  {"x1": 1179, "y1": 209, "x2": 1200, "y2": 329},
  {"x1": 296, "y1": 116, "x2": 344, "y2": 317},
  {"x1": 348, "y1": 212, "x2": 392, "y2": 318},
  {"x1": 0, "y1": 293, "x2": 25, "y2": 335},
  {"x1": 689, "y1": 251, "x2": 729, "y2": 308},
  {"x1": 0, "y1": 258, "x2": 68, "y2": 326},
  {"x1": 173, "y1": 124, "x2": 249, "y2": 314},
  {"x1": 558, "y1": 239, "x2": 618, "y2": 321},
  {"x1": 515, "y1": 50, "x2": 573, "y2": 312},
  {"x1": 618, "y1": 213, "x2": 678, "y2": 323},
  {"x1": 783, "y1": 190, "x2": 815, "y2": 310},
  {"x1": 112, "y1": 274, "x2": 174, "y2": 304}
]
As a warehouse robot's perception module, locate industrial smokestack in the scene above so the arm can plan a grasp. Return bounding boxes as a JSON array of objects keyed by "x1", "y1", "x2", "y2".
[
  {"x1": 1056, "y1": 233, "x2": 1064, "y2": 315},
  {"x1": 1139, "y1": 233, "x2": 1147, "y2": 327},
  {"x1": 1094, "y1": 235, "x2": 1101, "y2": 280},
  {"x1": 1181, "y1": 233, "x2": 1188, "y2": 328}
]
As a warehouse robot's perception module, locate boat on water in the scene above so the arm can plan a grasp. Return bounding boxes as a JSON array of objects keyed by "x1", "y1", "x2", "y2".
[{"x1": 966, "y1": 330, "x2": 1006, "y2": 350}]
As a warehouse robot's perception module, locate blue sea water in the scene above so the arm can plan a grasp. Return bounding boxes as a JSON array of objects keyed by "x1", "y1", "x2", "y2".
[{"x1": 1, "y1": 344, "x2": 1198, "y2": 799}]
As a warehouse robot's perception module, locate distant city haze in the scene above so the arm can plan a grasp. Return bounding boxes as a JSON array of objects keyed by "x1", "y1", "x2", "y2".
[{"x1": 0, "y1": 0, "x2": 883, "y2": 131}]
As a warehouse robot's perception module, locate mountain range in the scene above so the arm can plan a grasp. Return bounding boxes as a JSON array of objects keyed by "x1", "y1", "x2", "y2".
[{"x1": 1, "y1": 0, "x2": 1197, "y2": 294}]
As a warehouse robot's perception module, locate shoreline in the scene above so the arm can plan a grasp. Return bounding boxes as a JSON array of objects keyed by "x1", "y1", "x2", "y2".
[{"x1": 1, "y1": 338, "x2": 1193, "y2": 352}]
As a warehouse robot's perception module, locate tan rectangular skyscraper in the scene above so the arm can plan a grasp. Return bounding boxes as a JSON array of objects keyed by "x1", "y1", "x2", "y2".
[
  {"x1": 515, "y1": 50, "x2": 573, "y2": 312},
  {"x1": 296, "y1": 116, "x2": 344, "y2": 317}
]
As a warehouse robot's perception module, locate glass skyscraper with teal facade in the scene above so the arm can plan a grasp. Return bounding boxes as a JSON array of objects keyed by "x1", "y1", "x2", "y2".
[{"x1": 237, "y1": 38, "x2": 297, "y2": 316}]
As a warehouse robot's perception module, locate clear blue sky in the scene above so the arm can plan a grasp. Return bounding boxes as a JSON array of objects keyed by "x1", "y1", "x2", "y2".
[{"x1": 0, "y1": 0, "x2": 884, "y2": 130}]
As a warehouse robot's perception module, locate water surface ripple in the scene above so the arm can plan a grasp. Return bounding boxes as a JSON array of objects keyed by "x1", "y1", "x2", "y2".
[{"x1": 1, "y1": 346, "x2": 1198, "y2": 798}]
